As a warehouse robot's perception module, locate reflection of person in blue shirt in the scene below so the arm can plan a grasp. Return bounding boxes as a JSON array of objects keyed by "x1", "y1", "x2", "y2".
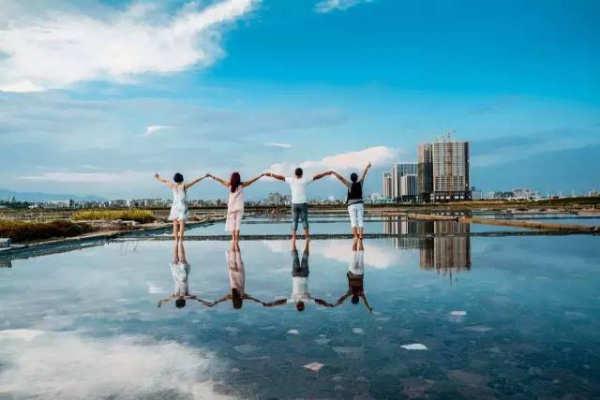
[
  {"x1": 157, "y1": 240, "x2": 209, "y2": 308},
  {"x1": 334, "y1": 239, "x2": 373, "y2": 313}
]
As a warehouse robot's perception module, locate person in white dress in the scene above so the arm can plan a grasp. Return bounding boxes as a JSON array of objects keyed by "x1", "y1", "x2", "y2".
[
  {"x1": 154, "y1": 172, "x2": 208, "y2": 240},
  {"x1": 207, "y1": 171, "x2": 265, "y2": 243}
]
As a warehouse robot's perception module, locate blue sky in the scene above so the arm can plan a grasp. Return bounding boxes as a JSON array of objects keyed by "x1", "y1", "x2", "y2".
[{"x1": 0, "y1": 0, "x2": 599, "y2": 199}]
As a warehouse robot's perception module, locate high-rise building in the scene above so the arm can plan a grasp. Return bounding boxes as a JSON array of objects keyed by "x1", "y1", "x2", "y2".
[
  {"x1": 382, "y1": 172, "x2": 392, "y2": 199},
  {"x1": 391, "y1": 163, "x2": 417, "y2": 201},
  {"x1": 417, "y1": 143, "x2": 433, "y2": 202},
  {"x1": 400, "y1": 174, "x2": 418, "y2": 202},
  {"x1": 432, "y1": 140, "x2": 470, "y2": 201}
]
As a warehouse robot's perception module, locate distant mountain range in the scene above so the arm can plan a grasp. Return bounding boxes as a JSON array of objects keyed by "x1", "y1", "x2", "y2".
[{"x1": 0, "y1": 188, "x2": 105, "y2": 203}]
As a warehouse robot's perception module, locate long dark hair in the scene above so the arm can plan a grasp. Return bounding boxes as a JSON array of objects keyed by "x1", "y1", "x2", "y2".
[{"x1": 230, "y1": 172, "x2": 241, "y2": 193}]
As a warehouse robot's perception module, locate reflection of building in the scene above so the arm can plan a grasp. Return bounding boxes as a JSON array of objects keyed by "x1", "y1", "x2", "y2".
[
  {"x1": 432, "y1": 140, "x2": 471, "y2": 202},
  {"x1": 0, "y1": 258, "x2": 12, "y2": 268},
  {"x1": 417, "y1": 143, "x2": 433, "y2": 203},
  {"x1": 382, "y1": 173, "x2": 392, "y2": 200},
  {"x1": 383, "y1": 219, "x2": 471, "y2": 275},
  {"x1": 391, "y1": 163, "x2": 418, "y2": 201}
]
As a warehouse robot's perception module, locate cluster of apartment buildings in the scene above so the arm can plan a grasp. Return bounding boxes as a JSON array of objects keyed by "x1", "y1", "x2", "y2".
[{"x1": 382, "y1": 138, "x2": 471, "y2": 202}]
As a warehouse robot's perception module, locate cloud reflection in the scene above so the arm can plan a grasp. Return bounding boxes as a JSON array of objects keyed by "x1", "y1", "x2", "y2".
[{"x1": 0, "y1": 329, "x2": 232, "y2": 400}]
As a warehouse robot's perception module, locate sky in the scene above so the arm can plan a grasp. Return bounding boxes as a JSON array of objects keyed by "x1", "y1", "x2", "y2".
[{"x1": 1, "y1": 0, "x2": 599, "y2": 200}]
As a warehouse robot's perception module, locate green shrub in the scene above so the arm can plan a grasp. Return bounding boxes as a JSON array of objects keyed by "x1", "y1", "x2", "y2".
[{"x1": 71, "y1": 209, "x2": 155, "y2": 223}]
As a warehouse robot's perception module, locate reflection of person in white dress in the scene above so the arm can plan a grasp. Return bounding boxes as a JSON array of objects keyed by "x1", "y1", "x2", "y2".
[
  {"x1": 154, "y1": 172, "x2": 208, "y2": 240},
  {"x1": 206, "y1": 172, "x2": 266, "y2": 244},
  {"x1": 334, "y1": 239, "x2": 373, "y2": 313},
  {"x1": 157, "y1": 240, "x2": 209, "y2": 309}
]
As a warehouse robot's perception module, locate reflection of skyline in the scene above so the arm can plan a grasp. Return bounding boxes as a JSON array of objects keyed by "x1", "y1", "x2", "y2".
[{"x1": 383, "y1": 218, "x2": 471, "y2": 273}]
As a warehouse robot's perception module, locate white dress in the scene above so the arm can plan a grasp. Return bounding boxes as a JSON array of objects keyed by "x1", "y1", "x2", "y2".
[
  {"x1": 170, "y1": 262, "x2": 190, "y2": 296},
  {"x1": 169, "y1": 185, "x2": 188, "y2": 221}
]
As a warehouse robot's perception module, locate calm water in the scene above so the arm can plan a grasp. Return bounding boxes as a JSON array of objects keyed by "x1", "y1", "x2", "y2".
[{"x1": 1, "y1": 218, "x2": 599, "y2": 399}]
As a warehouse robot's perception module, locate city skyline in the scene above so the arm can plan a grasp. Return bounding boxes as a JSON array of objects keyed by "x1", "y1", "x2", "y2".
[{"x1": 1, "y1": 0, "x2": 599, "y2": 199}]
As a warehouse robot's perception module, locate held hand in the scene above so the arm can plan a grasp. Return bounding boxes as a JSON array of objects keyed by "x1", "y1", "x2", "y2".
[
  {"x1": 154, "y1": 173, "x2": 160, "y2": 179},
  {"x1": 367, "y1": 162, "x2": 372, "y2": 169}
]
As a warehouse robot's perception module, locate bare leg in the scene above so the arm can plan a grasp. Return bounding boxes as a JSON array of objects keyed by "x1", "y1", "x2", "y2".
[
  {"x1": 358, "y1": 227, "x2": 364, "y2": 240},
  {"x1": 292, "y1": 238, "x2": 298, "y2": 252},
  {"x1": 352, "y1": 227, "x2": 358, "y2": 241},
  {"x1": 235, "y1": 230, "x2": 240, "y2": 244},
  {"x1": 178, "y1": 239, "x2": 187, "y2": 264},
  {"x1": 352, "y1": 237, "x2": 358, "y2": 251},
  {"x1": 303, "y1": 228, "x2": 310, "y2": 242},
  {"x1": 173, "y1": 239, "x2": 179, "y2": 263},
  {"x1": 172, "y1": 220, "x2": 179, "y2": 240},
  {"x1": 304, "y1": 238, "x2": 310, "y2": 255},
  {"x1": 359, "y1": 237, "x2": 364, "y2": 251},
  {"x1": 178, "y1": 220, "x2": 185, "y2": 241}
]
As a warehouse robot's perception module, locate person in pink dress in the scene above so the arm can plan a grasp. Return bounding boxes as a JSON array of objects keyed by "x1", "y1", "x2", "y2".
[{"x1": 207, "y1": 171, "x2": 265, "y2": 243}]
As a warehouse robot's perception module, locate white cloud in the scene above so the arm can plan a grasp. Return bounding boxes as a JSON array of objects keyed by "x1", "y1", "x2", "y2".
[
  {"x1": 269, "y1": 146, "x2": 401, "y2": 175},
  {"x1": 0, "y1": 329, "x2": 231, "y2": 399},
  {"x1": 0, "y1": 80, "x2": 45, "y2": 93},
  {"x1": 145, "y1": 125, "x2": 172, "y2": 136},
  {"x1": 266, "y1": 143, "x2": 292, "y2": 148},
  {"x1": 0, "y1": 0, "x2": 257, "y2": 92},
  {"x1": 16, "y1": 170, "x2": 146, "y2": 184},
  {"x1": 315, "y1": 0, "x2": 373, "y2": 13}
]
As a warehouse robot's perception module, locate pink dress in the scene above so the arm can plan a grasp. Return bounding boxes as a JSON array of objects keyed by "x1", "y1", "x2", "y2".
[{"x1": 225, "y1": 186, "x2": 244, "y2": 232}]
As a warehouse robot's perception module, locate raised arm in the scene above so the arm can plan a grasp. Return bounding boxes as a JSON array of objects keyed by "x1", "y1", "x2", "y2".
[
  {"x1": 157, "y1": 295, "x2": 176, "y2": 307},
  {"x1": 242, "y1": 173, "x2": 266, "y2": 188},
  {"x1": 314, "y1": 298, "x2": 336, "y2": 308},
  {"x1": 359, "y1": 162, "x2": 372, "y2": 183},
  {"x1": 361, "y1": 294, "x2": 373, "y2": 313},
  {"x1": 312, "y1": 171, "x2": 332, "y2": 181},
  {"x1": 264, "y1": 172, "x2": 286, "y2": 181},
  {"x1": 154, "y1": 173, "x2": 174, "y2": 189},
  {"x1": 331, "y1": 171, "x2": 349, "y2": 187},
  {"x1": 334, "y1": 292, "x2": 352, "y2": 307},
  {"x1": 206, "y1": 294, "x2": 231, "y2": 307},
  {"x1": 185, "y1": 174, "x2": 209, "y2": 190},
  {"x1": 208, "y1": 174, "x2": 230, "y2": 188}
]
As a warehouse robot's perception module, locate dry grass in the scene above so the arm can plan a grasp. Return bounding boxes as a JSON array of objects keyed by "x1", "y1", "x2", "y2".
[
  {"x1": 0, "y1": 220, "x2": 95, "y2": 243},
  {"x1": 71, "y1": 209, "x2": 155, "y2": 223}
]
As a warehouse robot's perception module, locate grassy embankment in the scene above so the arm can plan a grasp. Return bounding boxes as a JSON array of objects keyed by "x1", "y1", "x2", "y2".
[
  {"x1": 0, "y1": 220, "x2": 95, "y2": 243},
  {"x1": 0, "y1": 210, "x2": 155, "y2": 243}
]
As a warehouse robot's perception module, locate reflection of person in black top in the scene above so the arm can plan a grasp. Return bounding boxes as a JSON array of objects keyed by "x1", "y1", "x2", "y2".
[
  {"x1": 334, "y1": 239, "x2": 373, "y2": 313},
  {"x1": 157, "y1": 240, "x2": 210, "y2": 308}
]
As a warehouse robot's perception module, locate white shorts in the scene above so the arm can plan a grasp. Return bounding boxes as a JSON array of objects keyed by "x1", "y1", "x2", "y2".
[
  {"x1": 225, "y1": 209, "x2": 243, "y2": 232},
  {"x1": 348, "y1": 203, "x2": 364, "y2": 228}
]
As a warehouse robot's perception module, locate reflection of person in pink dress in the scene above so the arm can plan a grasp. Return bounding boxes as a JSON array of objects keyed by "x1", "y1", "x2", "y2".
[{"x1": 206, "y1": 242, "x2": 272, "y2": 309}]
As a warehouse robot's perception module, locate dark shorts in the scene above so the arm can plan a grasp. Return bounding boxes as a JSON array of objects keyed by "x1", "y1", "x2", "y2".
[
  {"x1": 292, "y1": 250, "x2": 310, "y2": 277},
  {"x1": 291, "y1": 203, "x2": 309, "y2": 231}
]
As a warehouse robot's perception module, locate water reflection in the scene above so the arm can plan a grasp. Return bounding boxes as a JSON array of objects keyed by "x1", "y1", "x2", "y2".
[
  {"x1": 156, "y1": 240, "x2": 209, "y2": 308},
  {"x1": 288, "y1": 240, "x2": 333, "y2": 311},
  {"x1": 333, "y1": 239, "x2": 373, "y2": 313},
  {"x1": 205, "y1": 243, "x2": 278, "y2": 309},
  {"x1": 0, "y1": 258, "x2": 11, "y2": 268},
  {"x1": 384, "y1": 219, "x2": 471, "y2": 274}
]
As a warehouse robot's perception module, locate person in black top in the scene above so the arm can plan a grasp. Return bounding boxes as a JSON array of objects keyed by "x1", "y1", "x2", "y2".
[{"x1": 331, "y1": 162, "x2": 371, "y2": 239}]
